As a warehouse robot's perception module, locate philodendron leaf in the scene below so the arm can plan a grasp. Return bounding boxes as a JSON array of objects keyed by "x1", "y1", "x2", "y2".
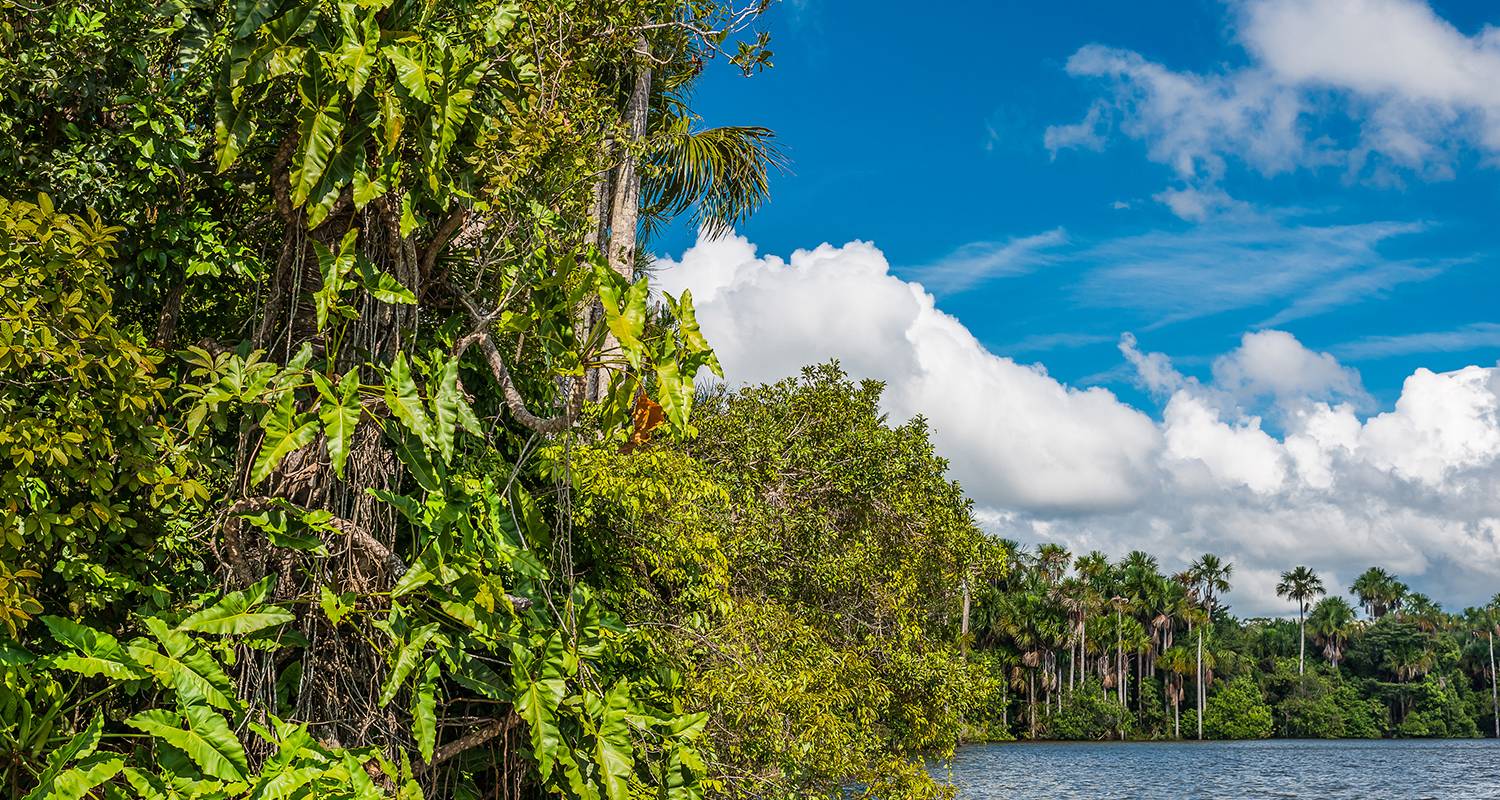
[
  {"x1": 290, "y1": 58, "x2": 347, "y2": 208},
  {"x1": 177, "y1": 577, "x2": 294, "y2": 635},
  {"x1": 357, "y1": 259, "x2": 417, "y2": 305},
  {"x1": 429, "y1": 355, "x2": 479, "y2": 463},
  {"x1": 19, "y1": 714, "x2": 104, "y2": 800},
  {"x1": 384, "y1": 352, "x2": 432, "y2": 445},
  {"x1": 41, "y1": 617, "x2": 148, "y2": 681},
  {"x1": 319, "y1": 370, "x2": 362, "y2": 479},
  {"x1": 251, "y1": 391, "x2": 321, "y2": 485},
  {"x1": 126, "y1": 704, "x2": 249, "y2": 783},
  {"x1": 596, "y1": 679, "x2": 634, "y2": 800},
  {"x1": 128, "y1": 618, "x2": 238, "y2": 712},
  {"x1": 655, "y1": 355, "x2": 693, "y2": 432},
  {"x1": 41, "y1": 754, "x2": 123, "y2": 800},
  {"x1": 312, "y1": 228, "x2": 359, "y2": 330},
  {"x1": 413, "y1": 658, "x2": 440, "y2": 764}
]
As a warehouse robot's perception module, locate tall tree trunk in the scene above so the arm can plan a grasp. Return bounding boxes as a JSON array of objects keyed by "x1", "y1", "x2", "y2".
[
  {"x1": 1489, "y1": 630, "x2": 1498, "y2": 739},
  {"x1": 959, "y1": 577, "x2": 970, "y2": 649},
  {"x1": 1196, "y1": 628, "x2": 1204, "y2": 740},
  {"x1": 1298, "y1": 605, "x2": 1306, "y2": 675},
  {"x1": 594, "y1": 34, "x2": 652, "y2": 399},
  {"x1": 1028, "y1": 671, "x2": 1036, "y2": 739}
]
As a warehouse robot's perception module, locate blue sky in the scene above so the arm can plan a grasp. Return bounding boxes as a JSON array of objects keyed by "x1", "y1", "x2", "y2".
[
  {"x1": 660, "y1": 0, "x2": 1500, "y2": 412},
  {"x1": 655, "y1": 0, "x2": 1500, "y2": 612}
]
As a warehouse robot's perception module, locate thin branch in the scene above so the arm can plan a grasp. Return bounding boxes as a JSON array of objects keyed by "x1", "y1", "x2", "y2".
[
  {"x1": 453, "y1": 291, "x2": 582, "y2": 435},
  {"x1": 422, "y1": 713, "x2": 521, "y2": 772}
]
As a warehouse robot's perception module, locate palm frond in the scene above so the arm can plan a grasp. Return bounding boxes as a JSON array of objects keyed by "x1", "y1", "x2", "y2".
[{"x1": 642, "y1": 114, "x2": 788, "y2": 239}]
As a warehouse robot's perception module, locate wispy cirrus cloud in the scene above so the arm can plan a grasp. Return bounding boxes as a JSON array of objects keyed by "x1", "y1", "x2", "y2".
[
  {"x1": 1336, "y1": 322, "x2": 1500, "y2": 361},
  {"x1": 1073, "y1": 216, "x2": 1443, "y2": 328},
  {"x1": 922, "y1": 212, "x2": 1454, "y2": 330},
  {"x1": 1002, "y1": 331, "x2": 1117, "y2": 356},
  {"x1": 906, "y1": 227, "x2": 1068, "y2": 295}
]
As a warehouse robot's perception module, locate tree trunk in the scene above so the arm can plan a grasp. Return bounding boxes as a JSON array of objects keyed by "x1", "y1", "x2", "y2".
[
  {"x1": 594, "y1": 34, "x2": 652, "y2": 398},
  {"x1": 959, "y1": 577, "x2": 970, "y2": 649},
  {"x1": 1489, "y1": 630, "x2": 1498, "y2": 739},
  {"x1": 1196, "y1": 628, "x2": 1204, "y2": 740},
  {"x1": 1298, "y1": 605, "x2": 1306, "y2": 675}
]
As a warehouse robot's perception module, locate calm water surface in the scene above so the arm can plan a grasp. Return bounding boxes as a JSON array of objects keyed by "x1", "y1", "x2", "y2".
[{"x1": 941, "y1": 739, "x2": 1500, "y2": 799}]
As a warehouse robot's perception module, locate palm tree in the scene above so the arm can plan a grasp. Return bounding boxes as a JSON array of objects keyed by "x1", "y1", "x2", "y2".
[
  {"x1": 1188, "y1": 554, "x2": 1232, "y2": 740},
  {"x1": 1402, "y1": 592, "x2": 1446, "y2": 633},
  {"x1": 1350, "y1": 567, "x2": 1408, "y2": 619},
  {"x1": 1159, "y1": 644, "x2": 1194, "y2": 739},
  {"x1": 1308, "y1": 596, "x2": 1357, "y2": 670},
  {"x1": 1276, "y1": 566, "x2": 1325, "y2": 674},
  {"x1": 1471, "y1": 597, "x2": 1500, "y2": 738}
]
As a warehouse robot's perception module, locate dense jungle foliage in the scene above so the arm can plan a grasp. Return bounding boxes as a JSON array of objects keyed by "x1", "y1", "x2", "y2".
[
  {"x1": 968, "y1": 550, "x2": 1500, "y2": 744},
  {"x1": 0, "y1": 1, "x2": 1007, "y2": 798},
  {"x1": 1, "y1": 1, "x2": 1497, "y2": 799}
]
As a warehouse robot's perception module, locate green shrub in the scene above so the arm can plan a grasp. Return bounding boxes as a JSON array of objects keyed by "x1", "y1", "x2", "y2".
[
  {"x1": 1202, "y1": 674, "x2": 1273, "y2": 739},
  {"x1": 0, "y1": 196, "x2": 205, "y2": 618}
]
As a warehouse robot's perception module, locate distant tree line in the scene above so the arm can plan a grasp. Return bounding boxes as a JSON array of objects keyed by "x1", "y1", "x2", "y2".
[{"x1": 965, "y1": 549, "x2": 1500, "y2": 742}]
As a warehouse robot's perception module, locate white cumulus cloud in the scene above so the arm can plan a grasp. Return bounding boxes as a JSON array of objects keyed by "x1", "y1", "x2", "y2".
[
  {"x1": 659, "y1": 232, "x2": 1500, "y2": 615},
  {"x1": 1047, "y1": 0, "x2": 1500, "y2": 214}
]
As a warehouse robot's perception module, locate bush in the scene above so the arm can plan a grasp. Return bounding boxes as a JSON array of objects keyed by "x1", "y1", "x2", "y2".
[
  {"x1": 0, "y1": 196, "x2": 204, "y2": 618},
  {"x1": 1202, "y1": 674, "x2": 1273, "y2": 739},
  {"x1": 1042, "y1": 678, "x2": 1133, "y2": 740}
]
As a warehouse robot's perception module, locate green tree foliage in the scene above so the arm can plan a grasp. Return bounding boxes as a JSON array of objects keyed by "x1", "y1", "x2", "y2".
[
  {"x1": 570, "y1": 364, "x2": 996, "y2": 796},
  {"x1": 969, "y1": 548, "x2": 1496, "y2": 746},
  {"x1": 0, "y1": 197, "x2": 206, "y2": 617},
  {"x1": 1199, "y1": 674, "x2": 1273, "y2": 740}
]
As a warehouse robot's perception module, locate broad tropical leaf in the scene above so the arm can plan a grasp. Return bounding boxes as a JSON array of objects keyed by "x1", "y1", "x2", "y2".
[
  {"x1": 177, "y1": 577, "x2": 294, "y2": 635},
  {"x1": 250, "y1": 391, "x2": 321, "y2": 485},
  {"x1": 41, "y1": 617, "x2": 148, "y2": 680},
  {"x1": 126, "y1": 704, "x2": 249, "y2": 783}
]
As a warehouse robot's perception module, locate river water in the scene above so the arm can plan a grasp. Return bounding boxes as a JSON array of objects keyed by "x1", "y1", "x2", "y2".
[{"x1": 940, "y1": 739, "x2": 1500, "y2": 799}]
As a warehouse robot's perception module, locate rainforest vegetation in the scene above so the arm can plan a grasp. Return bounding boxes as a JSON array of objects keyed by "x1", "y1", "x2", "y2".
[
  {"x1": 966, "y1": 551, "x2": 1500, "y2": 744},
  {"x1": 0, "y1": 2, "x2": 1497, "y2": 800}
]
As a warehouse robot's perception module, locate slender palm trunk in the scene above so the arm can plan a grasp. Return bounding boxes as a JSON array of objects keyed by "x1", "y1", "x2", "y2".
[
  {"x1": 594, "y1": 35, "x2": 652, "y2": 399},
  {"x1": 1489, "y1": 630, "x2": 1498, "y2": 739},
  {"x1": 1196, "y1": 628, "x2": 1204, "y2": 740},
  {"x1": 959, "y1": 578, "x2": 970, "y2": 652},
  {"x1": 1298, "y1": 603, "x2": 1306, "y2": 675},
  {"x1": 1028, "y1": 671, "x2": 1036, "y2": 739}
]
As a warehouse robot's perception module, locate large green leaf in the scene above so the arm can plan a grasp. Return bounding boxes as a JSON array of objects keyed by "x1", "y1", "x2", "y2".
[
  {"x1": 511, "y1": 635, "x2": 569, "y2": 783},
  {"x1": 413, "y1": 658, "x2": 440, "y2": 764},
  {"x1": 595, "y1": 680, "x2": 634, "y2": 800},
  {"x1": 177, "y1": 577, "x2": 294, "y2": 635},
  {"x1": 41, "y1": 617, "x2": 148, "y2": 681},
  {"x1": 312, "y1": 228, "x2": 358, "y2": 331},
  {"x1": 342, "y1": 752, "x2": 386, "y2": 800},
  {"x1": 383, "y1": 352, "x2": 432, "y2": 445},
  {"x1": 428, "y1": 355, "x2": 476, "y2": 464},
  {"x1": 594, "y1": 265, "x2": 647, "y2": 366},
  {"x1": 378, "y1": 623, "x2": 440, "y2": 707},
  {"x1": 655, "y1": 355, "x2": 692, "y2": 432},
  {"x1": 128, "y1": 618, "x2": 238, "y2": 712},
  {"x1": 20, "y1": 714, "x2": 103, "y2": 800},
  {"x1": 214, "y1": 90, "x2": 257, "y2": 173},
  {"x1": 126, "y1": 704, "x2": 249, "y2": 783},
  {"x1": 356, "y1": 259, "x2": 417, "y2": 305},
  {"x1": 673, "y1": 290, "x2": 722, "y2": 378},
  {"x1": 251, "y1": 390, "x2": 321, "y2": 485},
  {"x1": 43, "y1": 754, "x2": 123, "y2": 800},
  {"x1": 319, "y1": 370, "x2": 362, "y2": 478},
  {"x1": 385, "y1": 45, "x2": 430, "y2": 103},
  {"x1": 290, "y1": 59, "x2": 347, "y2": 209}
]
